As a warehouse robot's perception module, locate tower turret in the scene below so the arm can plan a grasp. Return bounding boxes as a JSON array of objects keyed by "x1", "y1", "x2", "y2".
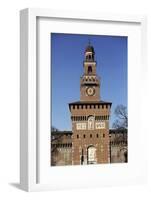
[{"x1": 80, "y1": 44, "x2": 100, "y2": 101}]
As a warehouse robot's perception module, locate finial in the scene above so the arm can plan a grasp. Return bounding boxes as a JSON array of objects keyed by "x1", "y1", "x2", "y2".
[{"x1": 88, "y1": 38, "x2": 91, "y2": 46}]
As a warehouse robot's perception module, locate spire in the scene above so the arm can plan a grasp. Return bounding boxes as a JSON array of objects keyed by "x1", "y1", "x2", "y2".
[
  {"x1": 85, "y1": 40, "x2": 95, "y2": 61},
  {"x1": 85, "y1": 40, "x2": 95, "y2": 54}
]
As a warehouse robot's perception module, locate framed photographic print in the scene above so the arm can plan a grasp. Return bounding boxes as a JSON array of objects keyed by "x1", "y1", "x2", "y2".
[{"x1": 20, "y1": 8, "x2": 147, "y2": 191}]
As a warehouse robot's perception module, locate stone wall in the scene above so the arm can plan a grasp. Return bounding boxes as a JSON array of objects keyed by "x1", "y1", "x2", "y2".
[{"x1": 51, "y1": 129, "x2": 128, "y2": 166}]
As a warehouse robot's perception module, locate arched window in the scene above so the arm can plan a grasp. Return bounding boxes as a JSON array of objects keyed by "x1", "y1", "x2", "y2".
[
  {"x1": 88, "y1": 66, "x2": 92, "y2": 74},
  {"x1": 88, "y1": 116, "x2": 95, "y2": 130}
]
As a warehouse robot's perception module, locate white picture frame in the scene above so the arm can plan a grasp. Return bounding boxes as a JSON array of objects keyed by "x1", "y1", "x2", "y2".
[{"x1": 20, "y1": 8, "x2": 147, "y2": 191}]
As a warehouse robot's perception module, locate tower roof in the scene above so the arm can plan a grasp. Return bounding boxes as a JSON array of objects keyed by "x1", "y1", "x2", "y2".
[{"x1": 85, "y1": 45, "x2": 95, "y2": 53}]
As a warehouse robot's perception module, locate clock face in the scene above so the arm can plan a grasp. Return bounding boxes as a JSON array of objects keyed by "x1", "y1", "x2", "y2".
[{"x1": 86, "y1": 87, "x2": 95, "y2": 96}]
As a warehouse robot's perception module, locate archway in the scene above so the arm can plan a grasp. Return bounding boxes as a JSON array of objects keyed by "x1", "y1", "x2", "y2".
[
  {"x1": 87, "y1": 145, "x2": 97, "y2": 164},
  {"x1": 88, "y1": 66, "x2": 92, "y2": 74}
]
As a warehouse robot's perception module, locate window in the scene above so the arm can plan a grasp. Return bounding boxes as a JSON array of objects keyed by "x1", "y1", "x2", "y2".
[
  {"x1": 77, "y1": 134, "x2": 79, "y2": 138},
  {"x1": 88, "y1": 116, "x2": 95, "y2": 130},
  {"x1": 96, "y1": 134, "x2": 99, "y2": 138},
  {"x1": 88, "y1": 66, "x2": 92, "y2": 74},
  {"x1": 83, "y1": 134, "x2": 86, "y2": 138},
  {"x1": 90, "y1": 134, "x2": 92, "y2": 138},
  {"x1": 103, "y1": 133, "x2": 105, "y2": 138}
]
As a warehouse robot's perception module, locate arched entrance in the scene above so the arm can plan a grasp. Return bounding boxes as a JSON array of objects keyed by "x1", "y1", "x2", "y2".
[{"x1": 87, "y1": 145, "x2": 97, "y2": 164}]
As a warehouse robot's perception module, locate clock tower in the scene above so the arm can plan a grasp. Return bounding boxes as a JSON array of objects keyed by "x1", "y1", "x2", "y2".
[
  {"x1": 69, "y1": 44, "x2": 112, "y2": 165},
  {"x1": 80, "y1": 45, "x2": 100, "y2": 101}
]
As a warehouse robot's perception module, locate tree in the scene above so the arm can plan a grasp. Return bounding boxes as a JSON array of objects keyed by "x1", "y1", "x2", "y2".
[
  {"x1": 112, "y1": 105, "x2": 127, "y2": 129},
  {"x1": 51, "y1": 126, "x2": 59, "y2": 132}
]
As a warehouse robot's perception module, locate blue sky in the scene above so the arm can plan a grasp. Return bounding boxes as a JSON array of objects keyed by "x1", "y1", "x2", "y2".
[{"x1": 51, "y1": 33, "x2": 127, "y2": 130}]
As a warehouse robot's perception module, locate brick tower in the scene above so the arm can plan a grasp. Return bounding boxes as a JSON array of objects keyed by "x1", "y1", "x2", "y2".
[{"x1": 69, "y1": 44, "x2": 112, "y2": 165}]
